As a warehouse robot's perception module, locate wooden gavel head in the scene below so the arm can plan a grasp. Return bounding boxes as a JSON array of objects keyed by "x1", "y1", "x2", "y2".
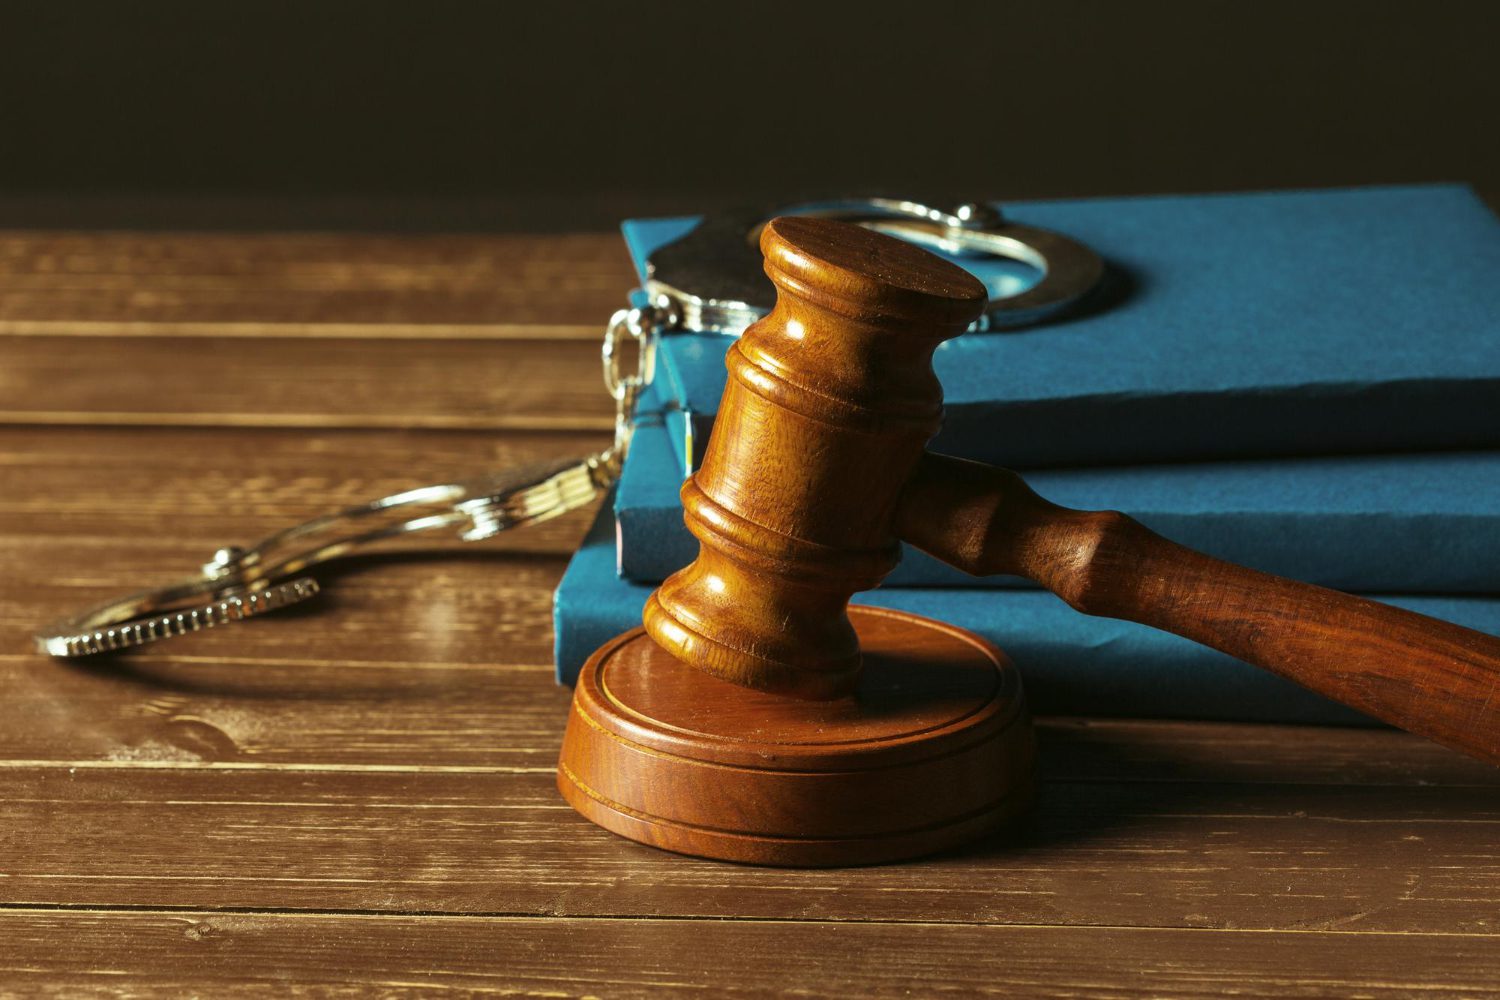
[
  {"x1": 562, "y1": 211, "x2": 1500, "y2": 866},
  {"x1": 644, "y1": 216, "x2": 987, "y2": 699},
  {"x1": 559, "y1": 216, "x2": 1032, "y2": 866}
]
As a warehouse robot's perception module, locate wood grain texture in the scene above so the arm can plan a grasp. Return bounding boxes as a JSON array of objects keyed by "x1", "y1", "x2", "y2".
[
  {"x1": 646, "y1": 216, "x2": 987, "y2": 698},
  {"x1": 0, "y1": 425, "x2": 605, "y2": 541},
  {"x1": 598, "y1": 219, "x2": 1018, "y2": 864},
  {"x1": 0, "y1": 230, "x2": 632, "y2": 325},
  {"x1": 3, "y1": 767, "x2": 1499, "y2": 932},
  {"x1": 4, "y1": 543, "x2": 566, "y2": 674},
  {"x1": 902, "y1": 452, "x2": 1500, "y2": 766},
  {"x1": 1, "y1": 425, "x2": 603, "y2": 527},
  {"x1": 0, "y1": 335, "x2": 612, "y2": 430},
  {"x1": 2, "y1": 910, "x2": 1498, "y2": 999},
  {"x1": 561, "y1": 608, "x2": 1034, "y2": 865},
  {"x1": 2, "y1": 225, "x2": 1495, "y2": 994},
  {"x1": 635, "y1": 216, "x2": 1500, "y2": 767}
]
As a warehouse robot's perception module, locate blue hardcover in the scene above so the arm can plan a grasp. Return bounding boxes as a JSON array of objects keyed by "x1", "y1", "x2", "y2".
[
  {"x1": 616, "y1": 412, "x2": 1500, "y2": 591},
  {"x1": 624, "y1": 185, "x2": 1500, "y2": 471},
  {"x1": 557, "y1": 504, "x2": 1500, "y2": 724}
]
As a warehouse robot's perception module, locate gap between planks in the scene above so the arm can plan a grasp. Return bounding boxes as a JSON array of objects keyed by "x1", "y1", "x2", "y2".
[
  {"x1": 0, "y1": 412, "x2": 614, "y2": 431},
  {"x1": 1, "y1": 904, "x2": 1499, "y2": 937},
  {"x1": 0, "y1": 320, "x2": 602, "y2": 341},
  {"x1": 3, "y1": 911, "x2": 1496, "y2": 999}
]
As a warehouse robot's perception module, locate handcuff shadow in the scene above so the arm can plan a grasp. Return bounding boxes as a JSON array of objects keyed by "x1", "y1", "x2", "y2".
[{"x1": 57, "y1": 547, "x2": 566, "y2": 701}]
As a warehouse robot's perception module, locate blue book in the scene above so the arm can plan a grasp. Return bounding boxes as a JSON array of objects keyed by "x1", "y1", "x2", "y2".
[
  {"x1": 556, "y1": 504, "x2": 1500, "y2": 725},
  {"x1": 624, "y1": 185, "x2": 1500, "y2": 471},
  {"x1": 617, "y1": 411, "x2": 1500, "y2": 592}
]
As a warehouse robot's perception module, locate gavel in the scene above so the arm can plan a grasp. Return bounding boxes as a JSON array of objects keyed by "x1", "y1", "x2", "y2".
[{"x1": 559, "y1": 216, "x2": 1500, "y2": 867}]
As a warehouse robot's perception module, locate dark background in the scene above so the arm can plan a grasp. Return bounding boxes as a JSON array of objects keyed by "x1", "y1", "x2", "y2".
[{"x1": 2, "y1": 0, "x2": 1496, "y2": 230}]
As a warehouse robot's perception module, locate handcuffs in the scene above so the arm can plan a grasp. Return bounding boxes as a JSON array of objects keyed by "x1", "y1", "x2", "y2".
[{"x1": 36, "y1": 198, "x2": 1102, "y2": 658}]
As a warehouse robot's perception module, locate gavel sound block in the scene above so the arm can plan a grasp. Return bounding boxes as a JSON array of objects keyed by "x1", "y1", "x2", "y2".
[{"x1": 558, "y1": 217, "x2": 1500, "y2": 867}]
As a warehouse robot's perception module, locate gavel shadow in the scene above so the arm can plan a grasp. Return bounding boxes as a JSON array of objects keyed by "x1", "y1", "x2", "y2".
[
  {"x1": 851, "y1": 634, "x2": 1360, "y2": 858},
  {"x1": 942, "y1": 716, "x2": 1446, "y2": 863},
  {"x1": 787, "y1": 642, "x2": 1271, "y2": 859},
  {"x1": 57, "y1": 548, "x2": 565, "y2": 701},
  {"x1": 983, "y1": 720, "x2": 1244, "y2": 857}
]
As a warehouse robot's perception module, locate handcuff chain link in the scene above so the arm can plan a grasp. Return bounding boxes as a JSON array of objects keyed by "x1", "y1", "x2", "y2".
[
  {"x1": 601, "y1": 293, "x2": 678, "y2": 453},
  {"x1": 36, "y1": 291, "x2": 682, "y2": 658}
]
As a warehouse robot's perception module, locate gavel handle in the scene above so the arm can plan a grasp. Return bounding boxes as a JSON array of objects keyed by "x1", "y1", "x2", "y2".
[{"x1": 898, "y1": 453, "x2": 1500, "y2": 766}]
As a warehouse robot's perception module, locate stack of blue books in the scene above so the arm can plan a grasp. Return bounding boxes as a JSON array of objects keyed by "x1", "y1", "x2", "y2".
[{"x1": 555, "y1": 185, "x2": 1500, "y2": 724}]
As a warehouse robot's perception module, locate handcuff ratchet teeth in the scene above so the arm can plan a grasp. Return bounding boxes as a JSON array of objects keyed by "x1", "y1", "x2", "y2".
[
  {"x1": 37, "y1": 197, "x2": 1098, "y2": 658},
  {"x1": 36, "y1": 299, "x2": 665, "y2": 658},
  {"x1": 35, "y1": 455, "x2": 620, "y2": 657}
]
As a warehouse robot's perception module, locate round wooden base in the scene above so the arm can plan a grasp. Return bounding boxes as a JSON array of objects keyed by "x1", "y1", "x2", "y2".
[{"x1": 558, "y1": 605, "x2": 1034, "y2": 867}]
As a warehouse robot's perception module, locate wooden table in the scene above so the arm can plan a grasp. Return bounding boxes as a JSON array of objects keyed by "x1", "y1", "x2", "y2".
[{"x1": 3, "y1": 229, "x2": 1498, "y2": 997}]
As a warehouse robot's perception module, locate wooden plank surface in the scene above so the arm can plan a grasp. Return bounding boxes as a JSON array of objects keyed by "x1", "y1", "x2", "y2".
[
  {"x1": 2, "y1": 759, "x2": 1498, "y2": 934},
  {"x1": 3, "y1": 910, "x2": 1497, "y2": 999},
  {"x1": 3, "y1": 227, "x2": 1498, "y2": 996},
  {"x1": 0, "y1": 230, "x2": 634, "y2": 326},
  {"x1": 0, "y1": 336, "x2": 612, "y2": 430},
  {"x1": 0, "y1": 425, "x2": 602, "y2": 544}
]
